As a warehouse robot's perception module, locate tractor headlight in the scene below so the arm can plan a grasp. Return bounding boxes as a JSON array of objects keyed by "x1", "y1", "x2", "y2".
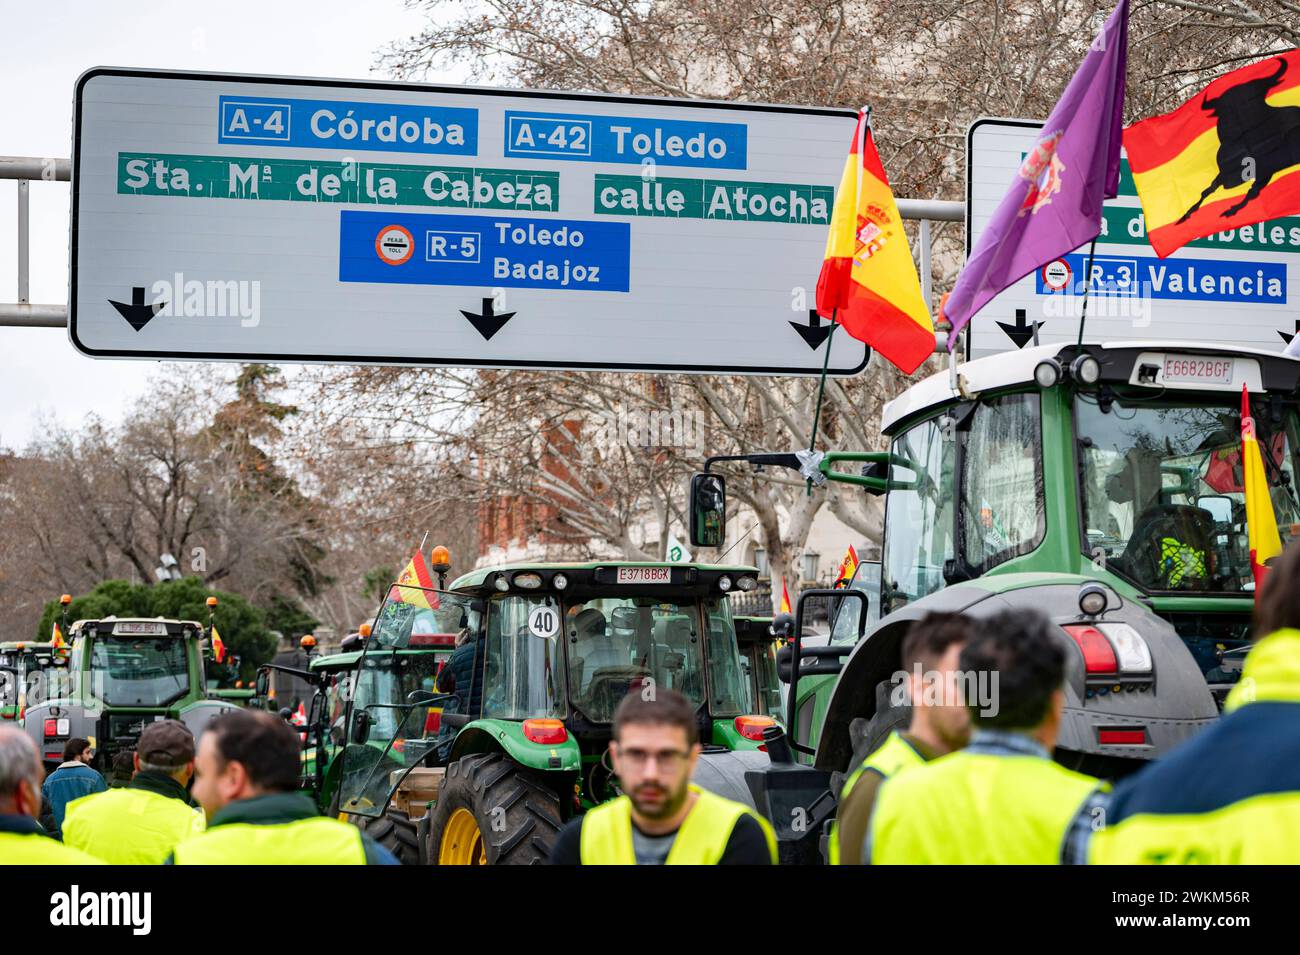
[
  {"x1": 1034, "y1": 359, "x2": 1062, "y2": 388},
  {"x1": 1071, "y1": 354, "x2": 1101, "y2": 386},
  {"x1": 718, "y1": 575, "x2": 733, "y2": 592},
  {"x1": 1077, "y1": 582, "x2": 1108, "y2": 616},
  {"x1": 736, "y1": 575, "x2": 758, "y2": 592},
  {"x1": 512, "y1": 572, "x2": 543, "y2": 590},
  {"x1": 552, "y1": 573, "x2": 568, "y2": 591},
  {"x1": 493, "y1": 575, "x2": 510, "y2": 592}
]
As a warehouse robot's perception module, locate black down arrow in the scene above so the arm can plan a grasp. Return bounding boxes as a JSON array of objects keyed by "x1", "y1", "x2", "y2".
[
  {"x1": 996, "y1": 309, "x2": 1044, "y2": 349},
  {"x1": 460, "y1": 297, "x2": 515, "y2": 341},
  {"x1": 790, "y1": 310, "x2": 833, "y2": 350},
  {"x1": 109, "y1": 287, "x2": 166, "y2": 332},
  {"x1": 1278, "y1": 320, "x2": 1300, "y2": 346}
]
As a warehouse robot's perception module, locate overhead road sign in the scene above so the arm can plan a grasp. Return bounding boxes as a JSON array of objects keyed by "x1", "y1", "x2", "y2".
[
  {"x1": 965, "y1": 119, "x2": 1300, "y2": 360},
  {"x1": 71, "y1": 68, "x2": 864, "y2": 375}
]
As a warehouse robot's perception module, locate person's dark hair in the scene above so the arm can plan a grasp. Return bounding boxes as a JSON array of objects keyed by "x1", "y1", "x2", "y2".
[
  {"x1": 63, "y1": 738, "x2": 91, "y2": 762},
  {"x1": 205, "y1": 709, "x2": 300, "y2": 792},
  {"x1": 1254, "y1": 539, "x2": 1300, "y2": 636},
  {"x1": 960, "y1": 609, "x2": 1065, "y2": 730},
  {"x1": 613, "y1": 688, "x2": 698, "y2": 745},
  {"x1": 900, "y1": 612, "x2": 973, "y2": 672}
]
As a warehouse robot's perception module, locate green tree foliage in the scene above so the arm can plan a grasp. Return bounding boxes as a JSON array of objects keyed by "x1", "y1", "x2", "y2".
[{"x1": 37, "y1": 577, "x2": 277, "y2": 682}]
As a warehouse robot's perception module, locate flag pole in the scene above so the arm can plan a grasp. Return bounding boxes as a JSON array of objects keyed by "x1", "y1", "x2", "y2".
[
  {"x1": 804, "y1": 104, "x2": 869, "y2": 497},
  {"x1": 805, "y1": 313, "x2": 838, "y2": 495},
  {"x1": 1076, "y1": 236, "x2": 1099, "y2": 347}
]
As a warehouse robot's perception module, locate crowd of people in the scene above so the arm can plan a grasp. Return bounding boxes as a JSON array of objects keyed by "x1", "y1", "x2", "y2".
[{"x1": 2, "y1": 542, "x2": 1298, "y2": 866}]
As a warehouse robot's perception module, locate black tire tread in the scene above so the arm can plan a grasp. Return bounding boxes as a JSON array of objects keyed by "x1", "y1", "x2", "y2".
[{"x1": 427, "y1": 753, "x2": 563, "y2": 865}]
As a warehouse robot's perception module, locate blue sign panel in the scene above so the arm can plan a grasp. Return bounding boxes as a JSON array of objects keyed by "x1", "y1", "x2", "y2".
[
  {"x1": 217, "y1": 95, "x2": 477, "y2": 155},
  {"x1": 339, "y1": 210, "x2": 631, "y2": 291},
  {"x1": 1037, "y1": 252, "x2": 1287, "y2": 304},
  {"x1": 503, "y1": 110, "x2": 746, "y2": 169}
]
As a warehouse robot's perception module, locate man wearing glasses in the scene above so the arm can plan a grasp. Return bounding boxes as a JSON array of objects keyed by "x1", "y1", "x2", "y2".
[{"x1": 549, "y1": 689, "x2": 776, "y2": 865}]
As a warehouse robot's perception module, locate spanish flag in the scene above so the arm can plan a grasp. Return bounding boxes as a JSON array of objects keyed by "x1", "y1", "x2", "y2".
[
  {"x1": 836, "y1": 544, "x2": 859, "y2": 587},
  {"x1": 779, "y1": 579, "x2": 793, "y2": 615},
  {"x1": 815, "y1": 110, "x2": 933, "y2": 374},
  {"x1": 389, "y1": 551, "x2": 440, "y2": 609},
  {"x1": 1241, "y1": 386, "x2": 1283, "y2": 590},
  {"x1": 50, "y1": 621, "x2": 66, "y2": 649},
  {"x1": 211, "y1": 625, "x2": 227, "y2": 664},
  {"x1": 1124, "y1": 50, "x2": 1300, "y2": 258}
]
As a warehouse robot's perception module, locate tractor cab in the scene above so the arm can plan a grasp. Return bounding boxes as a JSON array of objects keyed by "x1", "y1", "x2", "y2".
[
  {"x1": 688, "y1": 340, "x2": 1296, "y2": 862},
  {"x1": 337, "y1": 561, "x2": 774, "y2": 864},
  {"x1": 0, "y1": 641, "x2": 69, "y2": 724},
  {"x1": 22, "y1": 617, "x2": 239, "y2": 772}
]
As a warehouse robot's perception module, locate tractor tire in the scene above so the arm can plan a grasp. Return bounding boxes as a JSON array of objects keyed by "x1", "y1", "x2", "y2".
[
  {"x1": 358, "y1": 809, "x2": 423, "y2": 866},
  {"x1": 427, "y1": 753, "x2": 563, "y2": 865},
  {"x1": 845, "y1": 678, "x2": 911, "y2": 779}
]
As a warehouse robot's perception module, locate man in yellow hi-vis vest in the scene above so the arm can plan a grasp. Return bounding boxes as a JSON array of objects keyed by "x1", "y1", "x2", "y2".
[
  {"x1": 0, "y1": 726, "x2": 102, "y2": 865},
  {"x1": 63, "y1": 719, "x2": 205, "y2": 864},
  {"x1": 833, "y1": 612, "x2": 974, "y2": 864},
  {"x1": 167, "y1": 709, "x2": 397, "y2": 865},
  {"x1": 549, "y1": 689, "x2": 776, "y2": 864},
  {"x1": 869, "y1": 609, "x2": 1108, "y2": 864},
  {"x1": 1085, "y1": 541, "x2": 1300, "y2": 865}
]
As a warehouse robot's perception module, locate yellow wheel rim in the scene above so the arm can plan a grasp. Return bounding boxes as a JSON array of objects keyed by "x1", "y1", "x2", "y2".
[{"x1": 439, "y1": 807, "x2": 487, "y2": 865}]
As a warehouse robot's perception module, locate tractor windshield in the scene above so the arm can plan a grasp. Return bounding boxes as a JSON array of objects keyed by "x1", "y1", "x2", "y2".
[
  {"x1": 337, "y1": 584, "x2": 476, "y2": 817},
  {"x1": 566, "y1": 595, "x2": 746, "y2": 722},
  {"x1": 90, "y1": 636, "x2": 189, "y2": 707},
  {"x1": 1077, "y1": 395, "x2": 1300, "y2": 592}
]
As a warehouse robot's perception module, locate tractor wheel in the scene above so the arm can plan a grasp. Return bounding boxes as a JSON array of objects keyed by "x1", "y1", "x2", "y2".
[
  {"x1": 846, "y1": 678, "x2": 912, "y2": 778},
  {"x1": 427, "y1": 753, "x2": 563, "y2": 865},
  {"x1": 357, "y1": 809, "x2": 423, "y2": 866}
]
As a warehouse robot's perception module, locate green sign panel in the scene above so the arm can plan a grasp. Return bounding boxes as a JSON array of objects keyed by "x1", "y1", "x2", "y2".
[
  {"x1": 118, "y1": 152, "x2": 559, "y2": 212},
  {"x1": 594, "y1": 174, "x2": 831, "y2": 224},
  {"x1": 1102, "y1": 205, "x2": 1300, "y2": 253}
]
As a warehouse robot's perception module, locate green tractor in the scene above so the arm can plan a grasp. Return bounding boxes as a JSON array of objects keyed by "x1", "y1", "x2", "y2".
[
  {"x1": 0, "y1": 641, "x2": 70, "y2": 725},
  {"x1": 337, "y1": 561, "x2": 778, "y2": 864},
  {"x1": 255, "y1": 622, "x2": 458, "y2": 863},
  {"x1": 691, "y1": 340, "x2": 1295, "y2": 862},
  {"x1": 21, "y1": 616, "x2": 241, "y2": 775}
]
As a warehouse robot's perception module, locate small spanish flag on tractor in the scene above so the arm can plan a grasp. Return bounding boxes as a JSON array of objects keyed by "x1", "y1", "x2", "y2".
[
  {"x1": 779, "y1": 579, "x2": 793, "y2": 615},
  {"x1": 1241, "y1": 385, "x2": 1283, "y2": 590},
  {"x1": 210, "y1": 624, "x2": 227, "y2": 664},
  {"x1": 836, "y1": 544, "x2": 859, "y2": 587},
  {"x1": 390, "y1": 550, "x2": 440, "y2": 609},
  {"x1": 1124, "y1": 50, "x2": 1300, "y2": 259},
  {"x1": 50, "y1": 621, "x2": 66, "y2": 650},
  {"x1": 815, "y1": 109, "x2": 933, "y2": 374}
]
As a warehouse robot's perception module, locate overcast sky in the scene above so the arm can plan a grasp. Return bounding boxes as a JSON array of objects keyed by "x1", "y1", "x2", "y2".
[{"x1": 0, "y1": 0, "x2": 463, "y2": 449}]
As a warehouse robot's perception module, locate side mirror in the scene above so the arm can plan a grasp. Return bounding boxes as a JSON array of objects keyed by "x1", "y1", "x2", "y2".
[
  {"x1": 1197, "y1": 494, "x2": 1233, "y2": 524},
  {"x1": 689, "y1": 473, "x2": 727, "y2": 548},
  {"x1": 351, "y1": 709, "x2": 372, "y2": 746},
  {"x1": 859, "y1": 460, "x2": 890, "y2": 497},
  {"x1": 254, "y1": 669, "x2": 270, "y2": 699}
]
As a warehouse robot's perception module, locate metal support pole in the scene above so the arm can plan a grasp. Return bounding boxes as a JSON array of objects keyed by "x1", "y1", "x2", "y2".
[{"x1": 17, "y1": 179, "x2": 29, "y2": 303}]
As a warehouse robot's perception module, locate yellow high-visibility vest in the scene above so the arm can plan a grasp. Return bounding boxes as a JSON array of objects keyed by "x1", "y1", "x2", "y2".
[
  {"x1": 1090, "y1": 629, "x2": 1300, "y2": 865},
  {"x1": 0, "y1": 831, "x2": 104, "y2": 865},
  {"x1": 871, "y1": 750, "x2": 1102, "y2": 864},
  {"x1": 63, "y1": 786, "x2": 205, "y2": 865},
  {"x1": 830, "y1": 730, "x2": 927, "y2": 865},
  {"x1": 172, "y1": 816, "x2": 366, "y2": 865},
  {"x1": 579, "y1": 785, "x2": 777, "y2": 865}
]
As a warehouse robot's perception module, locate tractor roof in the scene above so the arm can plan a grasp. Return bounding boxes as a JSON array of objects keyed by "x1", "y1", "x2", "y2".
[
  {"x1": 882, "y1": 340, "x2": 1300, "y2": 434},
  {"x1": 0, "y1": 641, "x2": 56, "y2": 651},
  {"x1": 449, "y1": 561, "x2": 759, "y2": 589},
  {"x1": 70, "y1": 617, "x2": 204, "y2": 635}
]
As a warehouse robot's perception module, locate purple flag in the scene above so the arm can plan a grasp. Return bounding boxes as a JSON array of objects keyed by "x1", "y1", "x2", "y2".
[{"x1": 946, "y1": 0, "x2": 1128, "y2": 348}]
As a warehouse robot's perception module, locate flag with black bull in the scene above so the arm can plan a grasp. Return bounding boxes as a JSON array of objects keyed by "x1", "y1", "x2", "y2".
[{"x1": 1124, "y1": 49, "x2": 1300, "y2": 259}]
